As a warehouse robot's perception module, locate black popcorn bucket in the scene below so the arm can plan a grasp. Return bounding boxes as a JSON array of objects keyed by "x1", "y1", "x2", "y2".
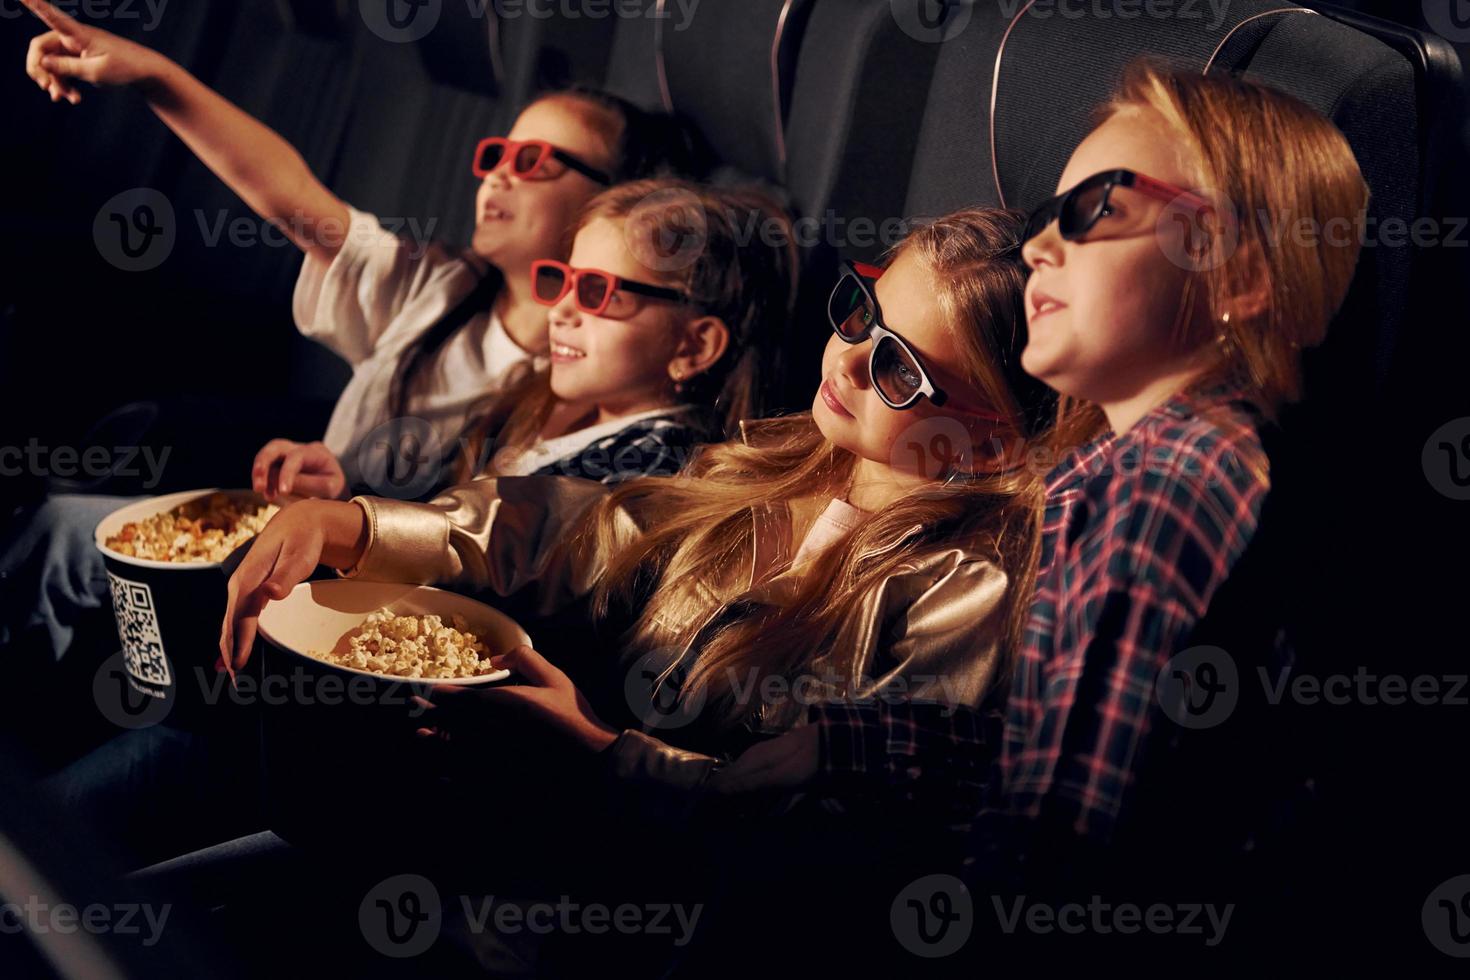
[
  {"x1": 254, "y1": 580, "x2": 525, "y2": 848},
  {"x1": 93, "y1": 488, "x2": 270, "y2": 732}
]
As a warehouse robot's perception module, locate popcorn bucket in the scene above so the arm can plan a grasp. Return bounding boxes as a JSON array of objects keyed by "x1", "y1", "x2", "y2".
[
  {"x1": 254, "y1": 580, "x2": 524, "y2": 847},
  {"x1": 93, "y1": 489, "x2": 273, "y2": 732}
]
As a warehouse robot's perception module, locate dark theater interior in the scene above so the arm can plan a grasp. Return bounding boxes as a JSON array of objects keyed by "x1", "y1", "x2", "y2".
[{"x1": 2, "y1": 0, "x2": 1468, "y2": 975}]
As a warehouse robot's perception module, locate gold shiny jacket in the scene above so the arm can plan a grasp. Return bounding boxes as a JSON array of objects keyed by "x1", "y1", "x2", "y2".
[{"x1": 346, "y1": 473, "x2": 1013, "y2": 814}]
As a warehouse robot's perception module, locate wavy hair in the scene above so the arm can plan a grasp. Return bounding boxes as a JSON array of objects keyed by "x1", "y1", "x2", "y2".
[
  {"x1": 587, "y1": 209, "x2": 1049, "y2": 727},
  {"x1": 452, "y1": 178, "x2": 799, "y2": 483},
  {"x1": 1051, "y1": 61, "x2": 1370, "y2": 452},
  {"x1": 388, "y1": 87, "x2": 713, "y2": 424}
]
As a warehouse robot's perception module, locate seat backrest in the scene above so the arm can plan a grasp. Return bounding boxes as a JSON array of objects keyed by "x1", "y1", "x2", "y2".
[
  {"x1": 771, "y1": 0, "x2": 950, "y2": 409},
  {"x1": 648, "y1": 0, "x2": 817, "y2": 185},
  {"x1": 411, "y1": 0, "x2": 503, "y2": 96},
  {"x1": 901, "y1": 2, "x2": 1025, "y2": 220},
  {"x1": 494, "y1": 1, "x2": 619, "y2": 128},
  {"x1": 603, "y1": 0, "x2": 667, "y2": 109},
  {"x1": 783, "y1": 0, "x2": 948, "y2": 248}
]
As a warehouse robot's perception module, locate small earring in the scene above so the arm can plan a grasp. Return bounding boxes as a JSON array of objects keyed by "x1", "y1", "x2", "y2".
[
  {"x1": 1220, "y1": 311, "x2": 1232, "y2": 325},
  {"x1": 671, "y1": 368, "x2": 685, "y2": 395}
]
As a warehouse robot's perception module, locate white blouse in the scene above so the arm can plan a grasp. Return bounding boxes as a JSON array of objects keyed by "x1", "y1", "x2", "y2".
[{"x1": 293, "y1": 206, "x2": 547, "y2": 488}]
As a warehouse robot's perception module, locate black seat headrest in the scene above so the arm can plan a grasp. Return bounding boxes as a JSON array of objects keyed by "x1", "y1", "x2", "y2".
[{"x1": 655, "y1": 0, "x2": 817, "y2": 183}]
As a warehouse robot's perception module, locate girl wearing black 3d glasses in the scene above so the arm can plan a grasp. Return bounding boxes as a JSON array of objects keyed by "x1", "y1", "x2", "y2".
[{"x1": 219, "y1": 207, "x2": 1052, "y2": 822}]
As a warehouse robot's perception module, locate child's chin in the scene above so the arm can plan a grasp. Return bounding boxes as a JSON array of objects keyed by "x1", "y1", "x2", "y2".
[
  {"x1": 548, "y1": 374, "x2": 586, "y2": 402},
  {"x1": 469, "y1": 228, "x2": 508, "y2": 262},
  {"x1": 1019, "y1": 346, "x2": 1064, "y2": 386},
  {"x1": 812, "y1": 405, "x2": 857, "y2": 450}
]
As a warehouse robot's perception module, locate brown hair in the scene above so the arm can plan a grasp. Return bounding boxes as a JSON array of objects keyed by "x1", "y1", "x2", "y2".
[
  {"x1": 388, "y1": 88, "x2": 712, "y2": 426},
  {"x1": 1053, "y1": 61, "x2": 1369, "y2": 448},
  {"x1": 586, "y1": 208, "x2": 1046, "y2": 728},
  {"x1": 453, "y1": 178, "x2": 799, "y2": 482}
]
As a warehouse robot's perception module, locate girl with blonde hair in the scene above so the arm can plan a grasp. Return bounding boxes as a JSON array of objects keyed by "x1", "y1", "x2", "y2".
[
  {"x1": 220, "y1": 207, "x2": 1052, "y2": 789},
  {"x1": 780, "y1": 61, "x2": 1372, "y2": 919}
]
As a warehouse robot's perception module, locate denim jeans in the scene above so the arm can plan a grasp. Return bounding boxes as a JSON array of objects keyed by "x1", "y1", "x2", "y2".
[{"x1": 0, "y1": 493, "x2": 140, "y2": 660}]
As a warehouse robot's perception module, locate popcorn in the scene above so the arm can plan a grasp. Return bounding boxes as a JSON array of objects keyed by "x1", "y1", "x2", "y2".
[
  {"x1": 309, "y1": 608, "x2": 500, "y2": 680},
  {"x1": 105, "y1": 492, "x2": 279, "y2": 564}
]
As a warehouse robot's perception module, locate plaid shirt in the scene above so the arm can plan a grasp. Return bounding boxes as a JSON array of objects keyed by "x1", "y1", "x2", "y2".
[{"x1": 809, "y1": 384, "x2": 1269, "y2": 851}]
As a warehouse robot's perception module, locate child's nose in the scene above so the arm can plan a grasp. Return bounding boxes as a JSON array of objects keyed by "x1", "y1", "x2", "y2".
[
  {"x1": 550, "y1": 294, "x2": 580, "y2": 326},
  {"x1": 836, "y1": 341, "x2": 872, "y2": 386}
]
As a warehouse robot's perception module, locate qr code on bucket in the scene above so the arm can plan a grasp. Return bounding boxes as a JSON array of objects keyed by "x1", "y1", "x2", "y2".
[{"x1": 107, "y1": 573, "x2": 173, "y2": 688}]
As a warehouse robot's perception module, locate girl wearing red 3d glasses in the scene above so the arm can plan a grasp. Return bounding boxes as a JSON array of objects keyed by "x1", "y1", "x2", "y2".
[
  {"x1": 208, "y1": 207, "x2": 1046, "y2": 972},
  {"x1": 220, "y1": 206, "x2": 1052, "y2": 789},
  {"x1": 18, "y1": 0, "x2": 707, "y2": 502}
]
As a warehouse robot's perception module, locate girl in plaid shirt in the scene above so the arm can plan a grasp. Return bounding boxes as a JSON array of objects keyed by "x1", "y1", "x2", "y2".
[{"x1": 722, "y1": 62, "x2": 1372, "y2": 913}]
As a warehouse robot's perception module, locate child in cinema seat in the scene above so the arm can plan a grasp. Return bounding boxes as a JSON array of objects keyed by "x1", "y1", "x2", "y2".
[
  {"x1": 10, "y1": 0, "x2": 706, "y2": 678},
  {"x1": 207, "y1": 207, "x2": 1051, "y2": 971},
  {"x1": 221, "y1": 206, "x2": 1052, "y2": 808},
  {"x1": 40, "y1": 176, "x2": 798, "y2": 870},
  {"x1": 693, "y1": 63, "x2": 1372, "y2": 969}
]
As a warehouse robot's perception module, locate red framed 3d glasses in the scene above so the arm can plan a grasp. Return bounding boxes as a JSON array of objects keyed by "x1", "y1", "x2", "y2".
[
  {"x1": 531, "y1": 259, "x2": 688, "y2": 316},
  {"x1": 472, "y1": 137, "x2": 612, "y2": 185}
]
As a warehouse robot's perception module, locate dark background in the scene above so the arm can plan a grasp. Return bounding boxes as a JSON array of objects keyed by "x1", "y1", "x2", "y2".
[{"x1": 1, "y1": 0, "x2": 1468, "y2": 972}]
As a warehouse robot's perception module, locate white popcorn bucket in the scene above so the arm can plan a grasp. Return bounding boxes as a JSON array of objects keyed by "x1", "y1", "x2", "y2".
[{"x1": 255, "y1": 580, "x2": 526, "y2": 846}]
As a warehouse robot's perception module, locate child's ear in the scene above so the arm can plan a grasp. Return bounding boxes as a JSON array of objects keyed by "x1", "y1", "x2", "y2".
[
  {"x1": 1217, "y1": 237, "x2": 1270, "y2": 323},
  {"x1": 671, "y1": 315, "x2": 731, "y2": 378}
]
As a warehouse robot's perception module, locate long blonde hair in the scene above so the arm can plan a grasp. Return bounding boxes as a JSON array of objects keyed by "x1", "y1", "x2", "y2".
[
  {"x1": 453, "y1": 179, "x2": 799, "y2": 482},
  {"x1": 588, "y1": 209, "x2": 1049, "y2": 728},
  {"x1": 1053, "y1": 61, "x2": 1370, "y2": 450}
]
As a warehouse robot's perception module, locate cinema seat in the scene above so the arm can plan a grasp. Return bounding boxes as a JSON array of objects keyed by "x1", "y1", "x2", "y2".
[
  {"x1": 608, "y1": 0, "x2": 948, "y2": 409},
  {"x1": 892, "y1": 0, "x2": 1465, "y2": 954}
]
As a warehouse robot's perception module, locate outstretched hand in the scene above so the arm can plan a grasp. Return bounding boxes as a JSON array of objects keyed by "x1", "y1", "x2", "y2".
[{"x1": 21, "y1": 0, "x2": 166, "y2": 103}]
